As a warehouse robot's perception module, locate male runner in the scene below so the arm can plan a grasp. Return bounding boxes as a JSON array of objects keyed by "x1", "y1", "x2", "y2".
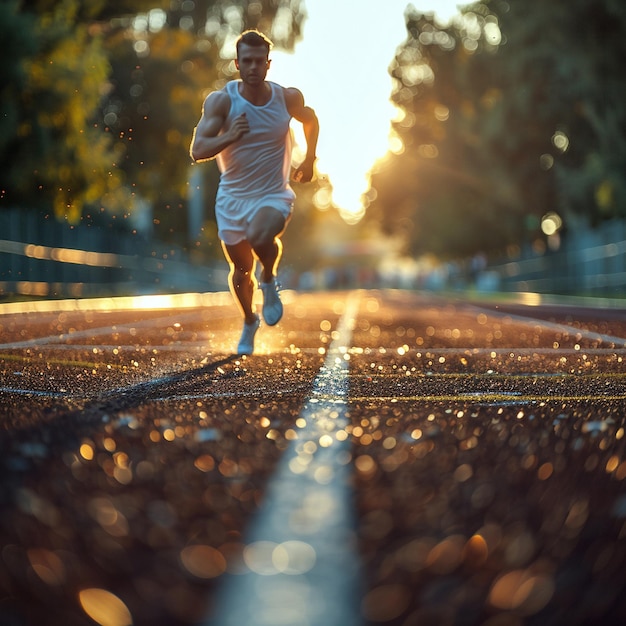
[{"x1": 190, "y1": 29, "x2": 319, "y2": 354}]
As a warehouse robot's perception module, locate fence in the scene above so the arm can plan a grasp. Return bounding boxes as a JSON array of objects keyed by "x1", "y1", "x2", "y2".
[
  {"x1": 0, "y1": 208, "x2": 227, "y2": 300},
  {"x1": 485, "y1": 219, "x2": 626, "y2": 297},
  {"x1": 3, "y1": 209, "x2": 625, "y2": 300}
]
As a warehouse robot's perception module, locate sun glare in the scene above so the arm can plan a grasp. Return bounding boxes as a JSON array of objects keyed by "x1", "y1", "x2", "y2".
[{"x1": 269, "y1": 0, "x2": 467, "y2": 223}]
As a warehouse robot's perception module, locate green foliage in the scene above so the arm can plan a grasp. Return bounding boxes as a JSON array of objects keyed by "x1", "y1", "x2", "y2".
[
  {"x1": 96, "y1": 0, "x2": 306, "y2": 245},
  {"x1": 100, "y1": 25, "x2": 217, "y2": 242},
  {"x1": 367, "y1": 0, "x2": 626, "y2": 259},
  {"x1": 1, "y1": 0, "x2": 305, "y2": 245},
  {"x1": 0, "y1": 2, "x2": 37, "y2": 155},
  {"x1": 0, "y1": 0, "x2": 128, "y2": 220}
]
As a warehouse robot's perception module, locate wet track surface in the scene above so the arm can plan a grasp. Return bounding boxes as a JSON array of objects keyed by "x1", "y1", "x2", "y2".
[{"x1": 1, "y1": 290, "x2": 626, "y2": 626}]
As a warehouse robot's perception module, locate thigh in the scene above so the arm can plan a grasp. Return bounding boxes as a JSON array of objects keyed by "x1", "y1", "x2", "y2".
[
  {"x1": 247, "y1": 206, "x2": 288, "y2": 242},
  {"x1": 222, "y1": 240, "x2": 255, "y2": 273}
]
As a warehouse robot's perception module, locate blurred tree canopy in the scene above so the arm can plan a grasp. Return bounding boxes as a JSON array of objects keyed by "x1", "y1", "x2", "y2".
[
  {"x1": 0, "y1": 0, "x2": 304, "y2": 247},
  {"x1": 8, "y1": 0, "x2": 624, "y2": 264},
  {"x1": 367, "y1": 0, "x2": 626, "y2": 260}
]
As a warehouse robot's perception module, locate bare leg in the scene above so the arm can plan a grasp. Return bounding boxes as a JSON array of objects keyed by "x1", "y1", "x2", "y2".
[
  {"x1": 246, "y1": 206, "x2": 287, "y2": 282},
  {"x1": 222, "y1": 240, "x2": 257, "y2": 324},
  {"x1": 246, "y1": 206, "x2": 288, "y2": 326}
]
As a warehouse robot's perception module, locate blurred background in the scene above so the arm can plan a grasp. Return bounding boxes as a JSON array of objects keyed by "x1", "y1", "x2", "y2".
[{"x1": 1, "y1": 0, "x2": 625, "y2": 301}]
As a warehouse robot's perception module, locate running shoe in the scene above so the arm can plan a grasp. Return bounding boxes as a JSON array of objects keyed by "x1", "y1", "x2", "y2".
[
  {"x1": 237, "y1": 315, "x2": 260, "y2": 355},
  {"x1": 259, "y1": 278, "x2": 283, "y2": 326}
]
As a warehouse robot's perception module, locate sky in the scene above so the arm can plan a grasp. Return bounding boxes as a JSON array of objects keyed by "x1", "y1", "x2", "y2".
[{"x1": 268, "y1": 1, "x2": 469, "y2": 223}]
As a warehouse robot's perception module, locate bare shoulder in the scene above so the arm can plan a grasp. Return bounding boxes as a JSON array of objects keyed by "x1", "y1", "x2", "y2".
[
  {"x1": 282, "y1": 86, "x2": 305, "y2": 109},
  {"x1": 203, "y1": 88, "x2": 231, "y2": 117},
  {"x1": 283, "y1": 86, "x2": 317, "y2": 122}
]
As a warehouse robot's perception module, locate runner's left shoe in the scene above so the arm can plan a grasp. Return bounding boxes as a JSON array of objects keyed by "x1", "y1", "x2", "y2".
[
  {"x1": 259, "y1": 278, "x2": 283, "y2": 326},
  {"x1": 237, "y1": 315, "x2": 260, "y2": 355}
]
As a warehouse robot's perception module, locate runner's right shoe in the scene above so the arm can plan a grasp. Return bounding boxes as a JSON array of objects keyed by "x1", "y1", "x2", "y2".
[{"x1": 237, "y1": 315, "x2": 260, "y2": 355}]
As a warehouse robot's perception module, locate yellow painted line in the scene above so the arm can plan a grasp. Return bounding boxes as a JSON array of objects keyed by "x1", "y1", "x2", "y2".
[
  {"x1": 355, "y1": 371, "x2": 626, "y2": 380},
  {"x1": 349, "y1": 394, "x2": 626, "y2": 403}
]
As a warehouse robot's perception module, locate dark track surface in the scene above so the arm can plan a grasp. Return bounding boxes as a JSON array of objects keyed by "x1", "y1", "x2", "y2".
[{"x1": 1, "y1": 290, "x2": 625, "y2": 626}]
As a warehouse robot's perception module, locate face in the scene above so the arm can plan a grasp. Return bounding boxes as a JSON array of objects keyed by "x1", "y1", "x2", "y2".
[{"x1": 235, "y1": 43, "x2": 271, "y2": 85}]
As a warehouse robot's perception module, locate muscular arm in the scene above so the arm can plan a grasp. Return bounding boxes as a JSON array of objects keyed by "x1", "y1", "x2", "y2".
[
  {"x1": 189, "y1": 91, "x2": 248, "y2": 162},
  {"x1": 284, "y1": 87, "x2": 319, "y2": 182}
]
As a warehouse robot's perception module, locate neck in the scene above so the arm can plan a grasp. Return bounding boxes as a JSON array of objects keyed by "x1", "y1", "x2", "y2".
[{"x1": 239, "y1": 81, "x2": 271, "y2": 106}]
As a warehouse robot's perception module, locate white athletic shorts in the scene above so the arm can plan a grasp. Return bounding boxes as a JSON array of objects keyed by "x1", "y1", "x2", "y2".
[{"x1": 215, "y1": 190, "x2": 295, "y2": 246}]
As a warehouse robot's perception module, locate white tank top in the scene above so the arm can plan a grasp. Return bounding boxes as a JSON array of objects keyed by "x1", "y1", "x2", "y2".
[{"x1": 216, "y1": 80, "x2": 293, "y2": 199}]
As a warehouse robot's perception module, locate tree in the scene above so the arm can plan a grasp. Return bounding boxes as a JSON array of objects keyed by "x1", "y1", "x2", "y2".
[
  {"x1": 366, "y1": 0, "x2": 626, "y2": 260},
  {"x1": 0, "y1": 0, "x2": 118, "y2": 220},
  {"x1": 1, "y1": 0, "x2": 306, "y2": 243}
]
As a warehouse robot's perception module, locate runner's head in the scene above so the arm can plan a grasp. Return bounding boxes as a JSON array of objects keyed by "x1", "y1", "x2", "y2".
[
  {"x1": 235, "y1": 30, "x2": 273, "y2": 81},
  {"x1": 236, "y1": 29, "x2": 273, "y2": 59}
]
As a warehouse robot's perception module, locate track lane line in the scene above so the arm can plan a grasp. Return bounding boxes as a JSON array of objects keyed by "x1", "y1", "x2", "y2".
[
  {"x1": 0, "y1": 308, "x2": 235, "y2": 350},
  {"x1": 205, "y1": 292, "x2": 363, "y2": 626},
  {"x1": 466, "y1": 303, "x2": 626, "y2": 347}
]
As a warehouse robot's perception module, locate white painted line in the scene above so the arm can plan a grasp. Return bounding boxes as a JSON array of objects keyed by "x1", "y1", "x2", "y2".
[
  {"x1": 205, "y1": 292, "x2": 363, "y2": 626},
  {"x1": 468, "y1": 303, "x2": 626, "y2": 347},
  {"x1": 0, "y1": 387, "x2": 68, "y2": 398},
  {"x1": 0, "y1": 309, "x2": 231, "y2": 350}
]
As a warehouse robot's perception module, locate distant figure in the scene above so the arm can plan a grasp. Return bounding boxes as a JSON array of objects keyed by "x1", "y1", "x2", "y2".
[{"x1": 190, "y1": 29, "x2": 319, "y2": 355}]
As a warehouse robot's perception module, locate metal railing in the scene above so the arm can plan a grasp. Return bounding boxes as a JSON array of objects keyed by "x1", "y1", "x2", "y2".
[
  {"x1": 486, "y1": 219, "x2": 626, "y2": 297},
  {"x1": 0, "y1": 209, "x2": 226, "y2": 299}
]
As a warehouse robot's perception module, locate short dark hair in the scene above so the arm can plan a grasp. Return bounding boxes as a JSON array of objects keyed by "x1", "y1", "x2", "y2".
[{"x1": 236, "y1": 29, "x2": 273, "y2": 57}]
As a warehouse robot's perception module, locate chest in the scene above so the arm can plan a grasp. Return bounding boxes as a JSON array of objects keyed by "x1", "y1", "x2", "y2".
[{"x1": 229, "y1": 96, "x2": 290, "y2": 142}]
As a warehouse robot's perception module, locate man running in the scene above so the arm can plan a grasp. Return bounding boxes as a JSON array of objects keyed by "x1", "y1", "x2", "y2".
[{"x1": 190, "y1": 29, "x2": 319, "y2": 355}]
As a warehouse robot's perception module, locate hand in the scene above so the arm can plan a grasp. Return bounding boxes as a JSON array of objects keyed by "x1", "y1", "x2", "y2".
[
  {"x1": 293, "y1": 157, "x2": 315, "y2": 183},
  {"x1": 228, "y1": 113, "x2": 249, "y2": 142}
]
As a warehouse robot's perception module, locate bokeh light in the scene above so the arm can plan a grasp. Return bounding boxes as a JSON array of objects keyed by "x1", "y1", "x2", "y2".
[
  {"x1": 541, "y1": 211, "x2": 563, "y2": 236},
  {"x1": 78, "y1": 588, "x2": 132, "y2": 626}
]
